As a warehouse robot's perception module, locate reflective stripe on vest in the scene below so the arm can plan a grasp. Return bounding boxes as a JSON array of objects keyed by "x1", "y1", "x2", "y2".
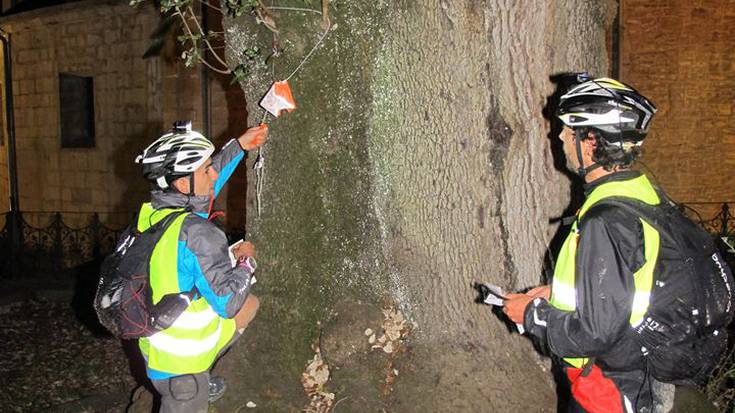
[
  {"x1": 630, "y1": 220, "x2": 659, "y2": 327},
  {"x1": 136, "y1": 203, "x2": 237, "y2": 375},
  {"x1": 549, "y1": 175, "x2": 660, "y2": 368}
]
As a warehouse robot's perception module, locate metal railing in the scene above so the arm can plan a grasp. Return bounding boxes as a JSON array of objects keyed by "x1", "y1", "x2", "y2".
[
  {"x1": 680, "y1": 203, "x2": 735, "y2": 236},
  {"x1": 0, "y1": 203, "x2": 732, "y2": 279},
  {"x1": 0, "y1": 211, "x2": 129, "y2": 278}
]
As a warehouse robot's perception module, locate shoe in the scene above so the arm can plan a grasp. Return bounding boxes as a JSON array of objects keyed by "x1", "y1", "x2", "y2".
[{"x1": 208, "y1": 376, "x2": 227, "y2": 403}]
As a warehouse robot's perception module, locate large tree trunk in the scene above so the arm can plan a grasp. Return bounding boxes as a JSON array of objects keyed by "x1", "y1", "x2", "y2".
[{"x1": 214, "y1": 1, "x2": 614, "y2": 411}]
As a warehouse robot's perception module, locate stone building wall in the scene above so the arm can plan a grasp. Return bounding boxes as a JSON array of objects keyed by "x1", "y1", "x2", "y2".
[
  {"x1": 620, "y1": 0, "x2": 735, "y2": 218},
  {"x1": 0, "y1": 0, "x2": 248, "y2": 230},
  {"x1": 0, "y1": 0, "x2": 163, "y2": 226}
]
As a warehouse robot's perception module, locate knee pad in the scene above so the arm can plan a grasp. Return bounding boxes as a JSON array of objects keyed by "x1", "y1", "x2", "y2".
[{"x1": 169, "y1": 374, "x2": 199, "y2": 402}]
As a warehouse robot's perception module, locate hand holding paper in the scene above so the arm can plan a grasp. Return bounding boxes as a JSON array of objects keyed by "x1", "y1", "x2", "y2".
[
  {"x1": 526, "y1": 285, "x2": 551, "y2": 300},
  {"x1": 502, "y1": 293, "x2": 534, "y2": 325},
  {"x1": 473, "y1": 282, "x2": 525, "y2": 334},
  {"x1": 229, "y1": 240, "x2": 257, "y2": 285},
  {"x1": 231, "y1": 240, "x2": 255, "y2": 261}
]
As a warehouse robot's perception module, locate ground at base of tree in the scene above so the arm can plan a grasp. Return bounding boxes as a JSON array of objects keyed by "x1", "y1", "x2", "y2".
[{"x1": 0, "y1": 295, "x2": 134, "y2": 412}]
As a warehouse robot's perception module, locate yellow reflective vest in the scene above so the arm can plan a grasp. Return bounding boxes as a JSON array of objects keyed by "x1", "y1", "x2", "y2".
[
  {"x1": 549, "y1": 175, "x2": 661, "y2": 368},
  {"x1": 137, "y1": 203, "x2": 237, "y2": 376}
]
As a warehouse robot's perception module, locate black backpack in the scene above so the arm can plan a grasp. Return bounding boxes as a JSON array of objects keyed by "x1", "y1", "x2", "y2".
[
  {"x1": 94, "y1": 210, "x2": 196, "y2": 339},
  {"x1": 593, "y1": 194, "x2": 735, "y2": 386}
]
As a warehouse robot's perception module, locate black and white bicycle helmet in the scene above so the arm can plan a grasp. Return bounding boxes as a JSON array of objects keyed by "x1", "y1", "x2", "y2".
[
  {"x1": 136, "y1": 121, "x2": 215, "y2": 189},
  {"x1": 557, "y1": 76, "x2": 657, "y2": 143}
]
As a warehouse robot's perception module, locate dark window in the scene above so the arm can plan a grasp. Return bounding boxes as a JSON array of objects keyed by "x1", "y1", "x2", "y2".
[{"x1": 59, "y1": 73, "x2": 95, "y2": 148}]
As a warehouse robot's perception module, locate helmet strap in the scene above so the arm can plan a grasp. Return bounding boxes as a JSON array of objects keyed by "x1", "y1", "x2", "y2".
[
  {"x1": 188, "y1": 174, "x2": 195, "y2": 196},
  {"x1": 574, "y1": 129, "x2": 586, "y2": 177},
  {"x1": 156, "y1": 176, "x2": 169, "y2": 189},
  {"x1": 574, "y1": 129, "x2": 601, "y2": 178}
]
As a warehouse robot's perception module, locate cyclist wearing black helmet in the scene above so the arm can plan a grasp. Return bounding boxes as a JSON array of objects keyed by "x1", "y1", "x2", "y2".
[
  {"x1": 503, "y1": 76, "x2": 676, "y2": 413},
  {"x1": 133, "y1": 121, "x2": 268, "y2": 412}
]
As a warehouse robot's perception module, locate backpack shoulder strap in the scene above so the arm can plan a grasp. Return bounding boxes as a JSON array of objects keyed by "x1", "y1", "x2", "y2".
[
  {"x1": 142, "y1": 210, "x2": 199, "y2": 297},
  {"x1": 579, "y1": 182, "x2": 676, "y2": 233},
  {"x1": 150, "y1": 210, "x2": 187, "y2": 231},
  {"x1": 582, "y1": 196, "x2": 666, "y2": 229},
  {"x1": 140, "y1": 210, "x2": 188, "y2": 237}
]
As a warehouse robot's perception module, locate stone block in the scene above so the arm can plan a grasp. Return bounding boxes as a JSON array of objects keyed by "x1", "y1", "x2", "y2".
[
  {"x1": 13, "y1": 110, "x2": 29, "y2": 128},
  {"x1": 34, "y1": 78, "x2": 55, "y2": 93},
  {"x1": 36, "y1": 108, "x2": 57, "y2": 127},
  {"x1": 88, "y1": 156, "x2": 110, "y2": 173},
  {"x1": 17, "y1": 79, "x2": 35, "y2": 95},
  {"x1": 64, "y1": 23, "x2": 86, "y2": 36},
  {"x1": 103, "y1": 30, "x2": 120, "y2": 44},
  {"x1": 15, "y1": 49, "x2": 35, "y2": 64},
  {"x1": 91, "y1": 188, "x2": 108, "y2": 209},
  {"x1": 87, "y1": 172, "x2": 107, "y2": 189},
  {"x1": 86, "y1": 34, "x2": 103, "y2": 46},
  {"x1": 71, "y1": 187, "x2": 92, "y2": 204}
]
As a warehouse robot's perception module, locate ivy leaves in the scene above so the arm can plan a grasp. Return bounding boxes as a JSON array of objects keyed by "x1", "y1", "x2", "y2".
[
  {"x1": 231, "y1": 46, "x2": 261, "y2": 84},
  {"x1": 222, "y1": 0, "x2": 259, "y2": 17}
]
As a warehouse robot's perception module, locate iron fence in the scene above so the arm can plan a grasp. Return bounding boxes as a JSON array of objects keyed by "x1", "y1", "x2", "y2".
[
  {"x1": 681, "y1": 203, "x2": 735, "y2": 236},
  {"x1": 0, "y1": 203, "x2": 733, "y2": 279},
  {"x1": 0, "y1": 211, "x2": 130, "y2": 278}
]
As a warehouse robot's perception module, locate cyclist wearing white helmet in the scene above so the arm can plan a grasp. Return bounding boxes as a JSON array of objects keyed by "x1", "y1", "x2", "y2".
[
  {"x1": 133, "y1": 121, "x2": 268, "y2": 412},
  {"x1": 554, "y1": 75, "x2": 656, "y2": 179},
  {"x1": 137, "y1": 120, "x2": 217, "y2": 192},
  {"x1": 503, "y1": 75, "x2": 682, "y2": 412}
]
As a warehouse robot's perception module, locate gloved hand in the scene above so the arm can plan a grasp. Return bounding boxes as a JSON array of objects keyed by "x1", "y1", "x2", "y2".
[
  {"x1": 238, "y1": 124, "x2": 269, "y2": 151},
  {"x1": 237, "y1": 256, "x2": 257, "y2": 274}
]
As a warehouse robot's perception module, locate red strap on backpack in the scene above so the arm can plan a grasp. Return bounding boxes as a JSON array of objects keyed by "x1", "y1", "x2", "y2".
[{"x1": 566, "y1": 364, "x2": 623, "y2": 413}]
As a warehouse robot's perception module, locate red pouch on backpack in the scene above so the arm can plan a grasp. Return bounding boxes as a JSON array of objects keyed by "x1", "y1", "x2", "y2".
[{"x1": 566, "y1": 364, "x2": 623, "y2": 413}]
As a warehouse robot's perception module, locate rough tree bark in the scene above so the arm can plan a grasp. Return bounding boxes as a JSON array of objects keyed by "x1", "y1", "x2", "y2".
[{"x1": 210, "y1": 1, "x2": 615, "y2": 411}]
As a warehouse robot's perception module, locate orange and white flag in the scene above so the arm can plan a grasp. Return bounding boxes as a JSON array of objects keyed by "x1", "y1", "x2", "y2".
[{"x1": 259, "y1": 80, "x2": 296, "y2": 117}]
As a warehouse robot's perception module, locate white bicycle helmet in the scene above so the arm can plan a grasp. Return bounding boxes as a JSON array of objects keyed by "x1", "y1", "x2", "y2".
[
  {"x1": 136, "y1": 121, "x2": 215, "y2": 189},
  {"x1": 557, "y1": 76, "x2": 656, "y2": 142}
]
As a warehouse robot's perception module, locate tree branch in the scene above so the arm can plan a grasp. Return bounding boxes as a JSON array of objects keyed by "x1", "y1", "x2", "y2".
[
  {"x1": 174, "y1": 7, "x2": 230, "y2": 73},
  {"x1": 200, "y1": 58, "x2": 232, "y2": 74},
  {"x1": 187, "y1": 5, "x2": 230, "y2": 69},
  {"x1": 268, "y1": 6, "x2": 321, "y2": 14},
  {"x1": 196, "y1": 0, "x2": 222, "y2": 13}
]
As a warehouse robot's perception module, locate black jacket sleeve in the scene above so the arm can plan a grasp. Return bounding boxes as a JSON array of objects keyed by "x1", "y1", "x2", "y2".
[{"x1": 524, "y1": 207, "x2": 645, "y2": 359}]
